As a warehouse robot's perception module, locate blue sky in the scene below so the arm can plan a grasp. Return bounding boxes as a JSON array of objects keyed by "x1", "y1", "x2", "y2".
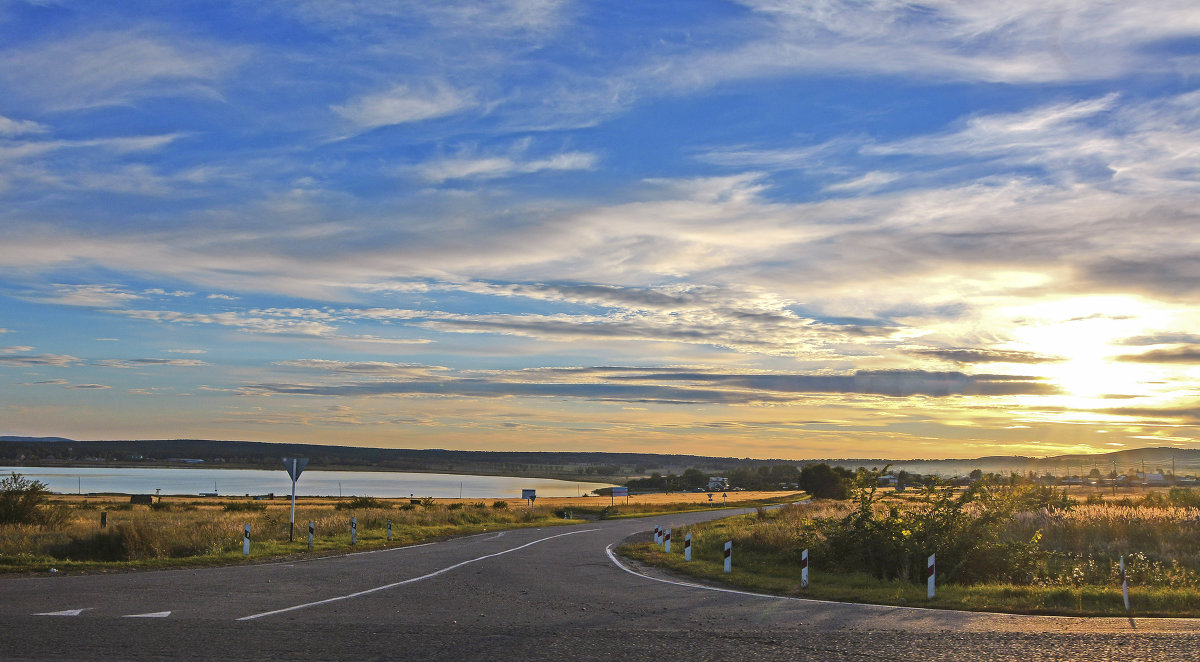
[{"x1": 2, "y1": 0, "x2": 1199, "y2": 459}]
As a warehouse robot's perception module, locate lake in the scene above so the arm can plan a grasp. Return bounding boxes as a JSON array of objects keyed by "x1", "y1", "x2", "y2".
[{"x1": 0, "y1": 466, "x2": 614, "y2": 499}]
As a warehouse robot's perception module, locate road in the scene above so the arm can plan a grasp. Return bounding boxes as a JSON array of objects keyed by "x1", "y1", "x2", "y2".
[{"x1": 2, "y1": 506, "x2": 1198, "y2": 661}]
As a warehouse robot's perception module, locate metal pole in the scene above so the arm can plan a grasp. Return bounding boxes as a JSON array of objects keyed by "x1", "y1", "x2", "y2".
[{"x1": 289, "y1": 458, "x2": 298, "y2": 542}]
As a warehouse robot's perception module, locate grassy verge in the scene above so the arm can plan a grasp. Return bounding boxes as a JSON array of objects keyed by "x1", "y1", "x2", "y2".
[
  {"x1": 0, "y1": 493, "x2": 801, "y2": 574},
  {"x1": 619, "y1": 512, "x2": 1200, "y2": 617}
]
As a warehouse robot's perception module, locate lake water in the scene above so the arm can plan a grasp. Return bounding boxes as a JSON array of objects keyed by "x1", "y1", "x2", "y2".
[{"x1": 0, "y1": 466, "x2": 613, "y2": 499}]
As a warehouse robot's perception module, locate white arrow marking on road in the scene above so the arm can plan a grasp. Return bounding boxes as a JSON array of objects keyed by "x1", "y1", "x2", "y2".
[
  {"x1": 123, "y1": 611, "x2": 172, "y2": 618},
  {"x1": 238, "y1": 528, "x2": 598, "y2": 621},
  {"x1": 34, "y1": 609, "x2": 88, "y2": 616}
]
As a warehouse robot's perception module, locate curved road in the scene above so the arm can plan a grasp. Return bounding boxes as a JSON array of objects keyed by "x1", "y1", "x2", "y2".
[{"x1": 2, "y1": 507, "x2": 1198, "y2": 661}]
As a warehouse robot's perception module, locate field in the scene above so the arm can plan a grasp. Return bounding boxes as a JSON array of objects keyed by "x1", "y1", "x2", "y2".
[
  {"x1": 0, "y1": 490, "x2": 796, "y2": 573},
  {"x1": 620, "y1": 483, "x2": 1200, "y2": 617}
]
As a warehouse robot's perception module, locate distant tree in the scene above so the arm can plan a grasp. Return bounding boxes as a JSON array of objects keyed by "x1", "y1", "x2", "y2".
[
  {"x1": 969, "y1": 468, "x2": 984, "y2": 481},
  {"x1": 799, "y1": 463, "x2": 848, "y2": 500},
  {"x1": 681, "y1": 468, "x2": 708, "y2": 489}
]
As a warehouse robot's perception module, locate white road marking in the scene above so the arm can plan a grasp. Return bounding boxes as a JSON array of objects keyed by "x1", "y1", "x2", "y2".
[
  {"x1": 34, "y1": 609, "x2": 88, "y2": 616},
  {"x1": 238, "y1": 528, "x2": 599, "y2": 621},
  {"x1": 123, "y1": 611, "x2": 172, "y2": 618}
]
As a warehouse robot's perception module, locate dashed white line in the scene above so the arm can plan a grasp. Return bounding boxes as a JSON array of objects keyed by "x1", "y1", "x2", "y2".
[
  {"x1": 237, "y1": 528, "x2": 599, "y2": 621},
  {"x1": 123, "y1": 611, "x2": 172, "y2": 618},
  {"x1": 33, "y1": 609, "x2": 88, "y2": 616}
]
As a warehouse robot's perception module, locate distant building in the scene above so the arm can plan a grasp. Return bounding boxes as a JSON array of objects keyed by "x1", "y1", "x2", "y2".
[
  {"x1": 707, "y1": 477, "x2": 728, "y2": 491},
  {"x1": 878, "y1": 475, "x2": 898, "y2": 487}
]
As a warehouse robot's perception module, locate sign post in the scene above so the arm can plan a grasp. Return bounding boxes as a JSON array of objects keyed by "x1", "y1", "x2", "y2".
[
  {"x1": 1120, "y1": 555, "x2": 1130, "y2": 613},
  {"x1": 522, "y1": 489, "x2": 536, "y2": 507},
  {"x1": 611, "y1": 486, "x2": 628, "y2": 506},
  {"x1": 351, "y1": 517, "x2": 357, "y2": 544},
  {"x1": 927, "y1": 553, "x2": 936, "y2": 599},
  {"x1": 282, "y1": 457, "x2": 309, "y2": 542}
]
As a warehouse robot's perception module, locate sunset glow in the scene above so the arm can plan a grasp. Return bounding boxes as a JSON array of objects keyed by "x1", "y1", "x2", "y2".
[{"x1": 2, "y1": 1, "x2": 1198, "y2": 459}]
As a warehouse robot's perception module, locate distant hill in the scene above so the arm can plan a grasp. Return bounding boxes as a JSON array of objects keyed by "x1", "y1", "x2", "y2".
[{"x1": 2, "y1": 436, "x2": 1198, "y2": 478}]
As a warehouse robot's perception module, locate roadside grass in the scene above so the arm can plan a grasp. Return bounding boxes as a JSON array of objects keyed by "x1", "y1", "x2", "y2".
[
  {"x1": 560, "y1": 492, "x2": 804, "y2": 520},
  {"x1": 0, "y1": 493, "x2": 801, "y2": 573},
  {"x1": 619, "y1": 502, "x2": 1200, "y2": 617},
  {"x1": 0, "y1": 501, "x2": 572, "y2": 573}
]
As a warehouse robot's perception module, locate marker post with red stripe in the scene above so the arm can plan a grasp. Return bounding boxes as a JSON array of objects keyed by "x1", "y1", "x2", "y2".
[
  {"x1": 654, "y1": 525, "x2": 661, "y2": 545},
  {"x1": 801, "y1": 549, "x2": 809, "y2": 588},
  {"x1": 684, "y1": 533, "x2": 692, "y2": 561},
  {"x1": 664, "y1": 528, "x2": 672, "y2": 554},
  {"x1": 1120, "y1": 555, "x2": 1130, "y2": 612},
  {"x1": 927, "y1": 553, "x2": 936, "y2": 599},
  {"x1": 724, "y1": 541, "x2": 732, "y2": 573}
]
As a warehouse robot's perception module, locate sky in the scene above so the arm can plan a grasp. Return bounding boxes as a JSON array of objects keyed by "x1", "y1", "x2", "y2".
[{"x1": 2, "y1": 1, "x2": 1199, "y2": 460}]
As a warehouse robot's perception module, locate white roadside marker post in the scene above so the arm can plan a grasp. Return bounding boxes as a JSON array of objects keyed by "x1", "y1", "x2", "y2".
[
  {"x1": 927, "y1": 553, "x2": 936, "y2": 599},
  {"x1": 351, "y1": 517, "x2": 357, "y2": 545},
  {"x1": 387, "y1": 518, "x2": 392, "y2": 542},
  {"x1": 243, "y1": 524, "x2": 250, "y2": 556},
  {"x1": 724, "y1": 541, "x2": 732, "y2": 573},
  {"x1": 307, "y1": 521, "x2": 314, "y2": 550},
  {"x1": 684, "y1": 533, "x2": 692, "y2": 561},
  {"x1": 1121, "y1": 555, "x2": 1130, "y2": 613},
  {"x1": 664, "y1": 529, "x2": 671, "y2": 554},
  {"x1": 654, "y1": 525, "x2": 661, "y2": 545},
  {"x1": 801, "y1": 549, "x2": 809, "y2": 588}
]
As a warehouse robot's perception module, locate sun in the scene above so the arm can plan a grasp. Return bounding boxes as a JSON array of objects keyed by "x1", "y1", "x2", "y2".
[{"x1": 1002, "y1": 295, "x2": 1171, "y2": 406}]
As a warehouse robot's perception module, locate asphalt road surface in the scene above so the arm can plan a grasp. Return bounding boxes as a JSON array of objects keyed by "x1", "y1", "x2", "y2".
[{"x1": 3, "y1": 506, "x2": 1199, "y2": 661}]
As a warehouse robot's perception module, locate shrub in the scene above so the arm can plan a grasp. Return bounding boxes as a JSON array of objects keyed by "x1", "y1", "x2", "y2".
[
  {"x1": 335, "y1": 496, "x2": 390, "y2": 510},
  {"x1": 223, "y1": 502, "x2": 267, "y2": 512},
  {"x1": 492, "y1": 500, "x2": 508, "y2": 509},
  {"x1": 448, "y1": 502, "x2": 464, "y2": 510},
  {"x1": 0, "y1": 472, "x2": 68, "y2": 526}
]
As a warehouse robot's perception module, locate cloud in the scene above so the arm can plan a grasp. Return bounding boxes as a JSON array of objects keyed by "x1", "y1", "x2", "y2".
[
  {"x1": 28, "y1": 284, "x2": 142, "y2": 307},
  {"x1": 332, "y1": 82, "x2": 475, "y2": 129},
  {"x1": 1116, "y1": 346, "x2": 1200, "y2": 363},
  {"x1": 274, "y1": 359, "x2": 447, "y2": 378},
  {"x1": 0, "y1": 29, "x2": 241, "y2": 111},
  {"x1": 910, "y1": 348, "x2": 1064, "y2": 364},
  {"x1": 0, "y1": 115, "x2": 47, "y2": 137},
  {"x1": 416, "y1": 151, "x2": 597, "y2": 183},
  {"x1": 165, "y1": 349, "x2": 207, "y2": 354},
  {"x1": 0, "y1": 353, "x2": 82, "y2": 367},
  {"x1": 1100, "y1": 404, "x2": 1200, "y2": 423},
  {"x1": 0, "y1": 346, "x2": 34, "y2": 354},
  {"x1": 241, "y1": 365, "x2": 1057, "y2": 404},
  {"x1": 92, "y1": 358, "x2": 212, "y2": 368},
  {"x1": 1118, "y1": 333, "x2": 1200, "y2": 346},
  {"x1": 64, "y1": 383, "x2": 110, "y2": 390}
]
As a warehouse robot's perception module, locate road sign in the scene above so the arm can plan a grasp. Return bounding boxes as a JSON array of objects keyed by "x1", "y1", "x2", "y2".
[
  {"x1": 282, "y1": 457, "x2": 308, "y2": 480},
  {"x1": 611, "y1": 486, "x2": 628, "y2": 497},
  {"x1": 282, "y1": 458, "x2": 309, "y2": 541},
  {"x1": 522, "y1": 489, "x2": 536, "y2": 505}
]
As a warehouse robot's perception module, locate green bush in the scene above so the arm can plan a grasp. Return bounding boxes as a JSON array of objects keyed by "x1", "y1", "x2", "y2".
[
  {"x1": 335, "y1": 496, "x2": 390, "y2": 510},
  {"x1": 223, "y1": 501, "x2": 268, "y2": 512},
  {"x1": 822, "y1": 470, "x2": 1044, "y2": 585},
  {"x1": 0, "y1": 472, "x2": 68, "y2": 527},
  {"x1": 492, "y1": 500, "x2": 508, "y2": 510}
]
